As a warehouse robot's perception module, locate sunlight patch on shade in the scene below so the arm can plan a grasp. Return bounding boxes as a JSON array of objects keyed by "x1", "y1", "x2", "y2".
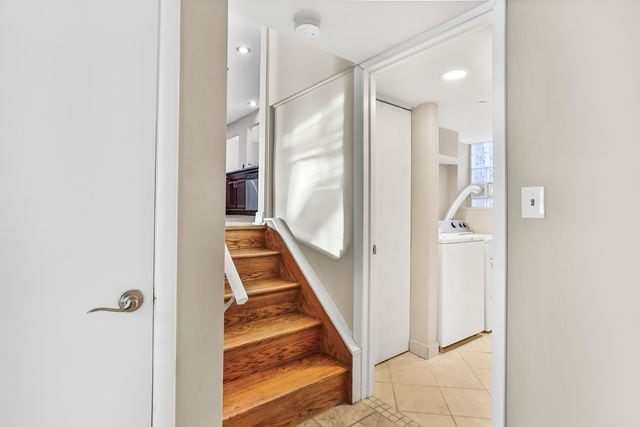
[{"x1": 273, "y1": 73, "x2": 354, "y2": 259}]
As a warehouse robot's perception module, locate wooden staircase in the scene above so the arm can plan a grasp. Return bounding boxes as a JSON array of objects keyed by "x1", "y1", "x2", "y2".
[{"x1": 223, "y1": 225, "x2": 352, "y2": 426}]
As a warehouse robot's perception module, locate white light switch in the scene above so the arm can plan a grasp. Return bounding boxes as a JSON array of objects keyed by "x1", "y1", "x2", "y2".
[{"x1": 521, "y1": 186, "x2": 545, "y2": 219}]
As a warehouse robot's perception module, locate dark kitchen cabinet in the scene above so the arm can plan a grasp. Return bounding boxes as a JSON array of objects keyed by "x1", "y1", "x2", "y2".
[
  {"x1": 226, "y1": 181, "x2": 236, "y2": 209},
  {"x1": 226, "y1": 166, "x2": 258, "y2": 215}
]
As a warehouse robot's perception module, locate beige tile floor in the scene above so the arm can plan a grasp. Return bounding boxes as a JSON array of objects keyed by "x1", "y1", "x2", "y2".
[{"x1": 299, "y1": 333, "x2": 492, "y2": 427}]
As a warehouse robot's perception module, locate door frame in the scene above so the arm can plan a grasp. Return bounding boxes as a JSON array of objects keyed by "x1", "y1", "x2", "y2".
[
  {"x1": 152, "y1": 0, "x2": 181, "y2": 426},
  {"x1": 353, "y1": 2, "x2": 507, "y2": 426}
]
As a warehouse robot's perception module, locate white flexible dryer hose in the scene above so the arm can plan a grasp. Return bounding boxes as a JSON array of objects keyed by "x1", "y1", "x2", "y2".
[{"x1": 443, "y1": 184, "x2": 483, "y2": 221}]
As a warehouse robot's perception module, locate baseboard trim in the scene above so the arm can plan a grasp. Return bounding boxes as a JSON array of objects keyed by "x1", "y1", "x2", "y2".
[{"x1": 410, "y1": 339, "x2": 440, "y2": 360}]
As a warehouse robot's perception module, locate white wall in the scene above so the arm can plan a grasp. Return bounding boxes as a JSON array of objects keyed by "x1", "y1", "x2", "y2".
[
  {"x1": 175, "y1": 0, "x2": 227, "y2": 425},
  {"x1": 508, "y1": 1, "x2": 640, "y2": 426},
  {"x1": 226, "y1": 110, "x2": 259, "y2": 171}
]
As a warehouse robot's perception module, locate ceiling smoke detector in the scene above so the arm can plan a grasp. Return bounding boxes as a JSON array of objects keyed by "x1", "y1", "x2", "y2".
[{"x1": 294, "y1": 12, "x2": 320, "y2": 38}]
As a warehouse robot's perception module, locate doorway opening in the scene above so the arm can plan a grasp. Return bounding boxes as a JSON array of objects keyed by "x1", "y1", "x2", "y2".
[
  {"x1": 225, "y1": 12, "x2": 261, "y2": 225},
  {"x1": 222, "y1": 1, "x2": 506, "y2": 425},
  {"x1": 362, "y1": 7, "x2": 505, "y2": 427}
]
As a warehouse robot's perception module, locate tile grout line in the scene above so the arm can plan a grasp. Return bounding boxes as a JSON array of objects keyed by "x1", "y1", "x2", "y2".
[
  {"x1": 364, "y1": 396, "x2": 419, "y2": 426},
  {"x1": 434, "y1": 372, "x2": 457, "y2": 426},
  {"x1": 454, "y1": 343, "x2": 493, "y2": 422},
  {"x1": 390, "y1": 377, "x2": 399, "y2": 412},
  {"x1": 458, "y1": 347, "x2": 492, "y2": 393},
  {"x1": 373, "y1": 361, "x2": 420, "y2": 425},
  {"x1": 333, "y1": 341, "x2": 493, "y2": 427}
]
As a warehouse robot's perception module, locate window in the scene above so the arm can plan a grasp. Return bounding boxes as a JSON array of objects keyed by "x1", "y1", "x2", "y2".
[{"x1": 470, "y1": 141, "x2": 494, "y2": 208}]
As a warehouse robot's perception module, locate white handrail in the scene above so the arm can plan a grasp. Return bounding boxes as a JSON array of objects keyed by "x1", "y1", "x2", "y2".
[{"x1": 224, "y1": 245, "x2": 248, "y2": 307}]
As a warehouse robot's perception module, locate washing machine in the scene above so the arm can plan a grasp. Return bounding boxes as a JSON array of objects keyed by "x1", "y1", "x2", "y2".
[{"x1": 438, "y1": 220, "x2": 487, "y2": 348}]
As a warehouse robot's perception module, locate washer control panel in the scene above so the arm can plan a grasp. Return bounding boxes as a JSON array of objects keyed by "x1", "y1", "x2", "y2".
[{"x1": 438, "y1": 220, "x2": 472, "y2": 234}]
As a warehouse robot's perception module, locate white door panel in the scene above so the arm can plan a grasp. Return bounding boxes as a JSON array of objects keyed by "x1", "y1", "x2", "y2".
[
  {"x1": 438, "y1": 241, "x2": 485, "y2": 347},
  {"x1": 372, "y1": 101, "x2": 412, "y2": 364},
  {"x1": 0, "y1": 1, "x2": 158, "y2": 425}
]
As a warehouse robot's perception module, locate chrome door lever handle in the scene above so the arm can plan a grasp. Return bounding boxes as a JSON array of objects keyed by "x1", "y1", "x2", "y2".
[{"x1": 87, "y1": 289, "x2": 144, "y2": 314}]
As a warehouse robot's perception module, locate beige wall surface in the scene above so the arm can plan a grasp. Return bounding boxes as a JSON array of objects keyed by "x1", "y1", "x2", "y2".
[
  {"x1": 459, "y1": 207, "x2": 492, "y2": 234},
  {"x1": 301, "y1": 245, "x2": 355, "y2": 329},
  {"x1": 507, "y1": 1, "x2": 640, "y2": 426},
  {"x1": 438, "y1": 164, "x2": 458, "y2": 219},
  {"x1": 175, "y1": 0, "x2": 227, "y2": 425},
  {"x1": 410, "y1": 102, "x2": 440, "y2": 358},
  {"x1": 268, "y1": 30, "x2": 353, "y2": 105},
  {"x1": 439, "y1": 127, "x2": 459, "y2": 158}
]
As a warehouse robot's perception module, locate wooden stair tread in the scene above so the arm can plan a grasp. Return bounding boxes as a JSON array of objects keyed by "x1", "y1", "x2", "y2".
[
  {"x1": 224, "y1": 278, "x2": 300, "y2": 300},
  {"x1": 225, "y1": 225, "x2": 267, "y2": 231},
  {"x1": 224, "y1": 313, "x2": 321, "y2": 352},
  {"x1": 221, "y1": 226, "x2": 352, "y2": 423},
  {"x1": 223, "y1": 354, "x2": 347, "y2": 421},
  {"x1": 229, "y1": 247, "x2": 280, "y2": 259}
]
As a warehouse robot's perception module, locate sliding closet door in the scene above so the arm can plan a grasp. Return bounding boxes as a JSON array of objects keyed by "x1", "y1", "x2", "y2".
[{"x1": 371, "y1": 100, "x2": 412, "y2": 364}]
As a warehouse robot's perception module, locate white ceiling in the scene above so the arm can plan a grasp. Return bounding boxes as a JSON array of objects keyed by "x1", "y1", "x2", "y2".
[
  {"x1": 229, "y1": 0, "x2": 486, "y2": 64},
  {"x1": 227, "y1": 13, "x2": 261, "y2": 123},
  {"x1": 376, "y1": 26, "x2": 492, "y2": 143}
]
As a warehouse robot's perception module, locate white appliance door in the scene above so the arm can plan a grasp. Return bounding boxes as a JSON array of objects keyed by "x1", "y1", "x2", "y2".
[
  {"x1": 438, "y1": 241, "x2": 486, "y2": 347},
  {"x1": 372, "y1": 101, "x2": 412, "y2": 363},
  {"x1": 0, "y1": 1, "x2": 158, "y2": 426}
]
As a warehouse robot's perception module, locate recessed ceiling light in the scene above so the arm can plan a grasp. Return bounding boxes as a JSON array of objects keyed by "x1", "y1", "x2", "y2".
[
  {"x1": 248, "y1": 100, "x2": 258, "y2": 108},
  {"x1": 442, "y1": 70, "x2": 467, "y2": 81},
  {"x1": 236, "y1": 46, "x2": 251, "y2": 55}
]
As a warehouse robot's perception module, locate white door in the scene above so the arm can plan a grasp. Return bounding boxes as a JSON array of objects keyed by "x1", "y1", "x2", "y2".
[
  {"x1": 372, "y1": 101, "x2": 412, "y2": 364},
  {"x1": 0, "y1": 1, "x2": 159, "y2": 426}
]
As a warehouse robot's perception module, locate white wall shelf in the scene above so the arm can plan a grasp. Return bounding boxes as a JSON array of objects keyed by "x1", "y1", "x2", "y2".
[{"x1": 439, "y1": 154, "x2": 459, "y2": 165}]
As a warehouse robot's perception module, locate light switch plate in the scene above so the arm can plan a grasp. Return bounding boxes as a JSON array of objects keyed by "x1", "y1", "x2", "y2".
[{"x1": 521, "y1": 186, "x2": 545, "y2": 219}]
